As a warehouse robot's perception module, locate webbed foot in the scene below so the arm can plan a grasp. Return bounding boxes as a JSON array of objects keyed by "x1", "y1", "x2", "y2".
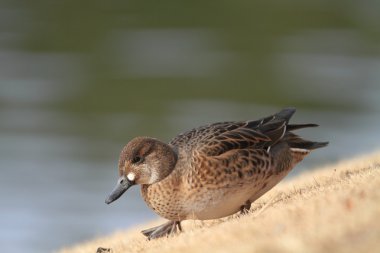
[
  {"x1": 141, "y1": 221, "x2": 182, "y2": 240},
  {"x1": 240, "y1": 200, "x2": 251, "y2": 215}
]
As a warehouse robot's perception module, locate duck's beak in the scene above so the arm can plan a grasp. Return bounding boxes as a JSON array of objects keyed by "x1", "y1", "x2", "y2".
[{"x1": 105, "y1": 176, "x2": 134, "y2": 204}]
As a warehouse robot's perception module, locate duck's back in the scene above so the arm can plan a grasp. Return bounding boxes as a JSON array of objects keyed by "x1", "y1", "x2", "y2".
[
  {"x1": 170, "y1": 108, "x2": 305, "y2": 156},
  {"x1": 171, "y1": 108, "x2": 327, "y2": 156}
]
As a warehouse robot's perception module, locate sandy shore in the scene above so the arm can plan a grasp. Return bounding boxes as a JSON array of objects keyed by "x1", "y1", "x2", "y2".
[{"x1": 58, "y1": 152, "x2": 380, "y2": 253}]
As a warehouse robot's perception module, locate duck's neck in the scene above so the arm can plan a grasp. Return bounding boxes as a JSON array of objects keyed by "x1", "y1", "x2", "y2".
[{"x1": 149, "y1": 139, "x2": 178, "y2": 183}]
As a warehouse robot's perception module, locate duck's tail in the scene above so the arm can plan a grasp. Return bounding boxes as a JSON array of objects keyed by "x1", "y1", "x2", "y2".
[
  {"x1": 271, "y1": 107, "x2": 329, "y2": 149},
  {"x1": 279, "y1": 131, "x2": 328, "y2": 165},
  {"x1": 283, "y1": 132, "x2": 329, "y2": 150},
  {"x1": 272, "y1": 107, "x2": 329, "y2": 164}
]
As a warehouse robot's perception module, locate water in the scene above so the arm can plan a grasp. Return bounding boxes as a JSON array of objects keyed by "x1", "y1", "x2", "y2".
[{"x1": 0, "y1": 1, "x2": 380, "y2": 252}]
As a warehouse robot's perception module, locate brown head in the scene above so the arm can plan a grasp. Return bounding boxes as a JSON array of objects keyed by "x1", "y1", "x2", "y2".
[{"x1": 105, "y1": 137, "x2": 178, "y2": 204}]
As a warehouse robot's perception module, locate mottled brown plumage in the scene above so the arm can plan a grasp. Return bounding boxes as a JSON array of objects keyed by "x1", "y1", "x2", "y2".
[{"x1": 105, "y1": 108, "x2": 328, "y2": 239}]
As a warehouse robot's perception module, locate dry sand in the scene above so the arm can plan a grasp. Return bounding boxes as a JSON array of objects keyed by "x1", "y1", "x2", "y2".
[{"x1": 58, "y1": 152, "x2": 380, "y2": 253}]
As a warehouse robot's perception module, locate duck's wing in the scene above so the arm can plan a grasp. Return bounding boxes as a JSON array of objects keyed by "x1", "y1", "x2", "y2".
[{"x1": 170, "y1": 108, "x2": 297, "y2": 157}]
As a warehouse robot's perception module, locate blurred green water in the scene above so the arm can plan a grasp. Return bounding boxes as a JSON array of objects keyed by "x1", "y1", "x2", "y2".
[
  {"x1": 4, "y1": 0, "x2": 379, "y2": 118},
  {"x1": 0, "y1": 1, "x2": 380, "y2": 252}
]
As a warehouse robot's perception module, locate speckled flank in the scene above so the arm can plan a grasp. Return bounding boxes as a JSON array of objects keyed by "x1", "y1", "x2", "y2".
[{"x1": 107, "y1": 107, "x2": 328, "y2": 239}]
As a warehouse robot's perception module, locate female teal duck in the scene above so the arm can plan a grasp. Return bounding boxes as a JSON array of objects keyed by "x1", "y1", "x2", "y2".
[{"x1": 105, "y1": 108, "x2": 328, "y2": 239}]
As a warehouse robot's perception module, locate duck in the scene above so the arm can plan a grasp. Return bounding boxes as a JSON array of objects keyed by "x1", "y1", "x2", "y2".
[{"x1": 105, "y1": 107, "x2": 328, "y2": 239}]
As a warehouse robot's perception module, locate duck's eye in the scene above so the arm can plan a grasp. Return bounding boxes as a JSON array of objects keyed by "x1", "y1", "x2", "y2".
[{"x1": 132, "y1": 156, "x2": 142, "y2": 164}]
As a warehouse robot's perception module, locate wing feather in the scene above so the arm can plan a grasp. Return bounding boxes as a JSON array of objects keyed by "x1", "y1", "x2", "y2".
[{"x1": 170, "y1": 109, "x2": 294, "y2": 157}]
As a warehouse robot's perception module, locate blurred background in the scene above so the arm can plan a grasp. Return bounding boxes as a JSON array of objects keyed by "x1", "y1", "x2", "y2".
[{"x1": 0, "y1": 0, "x2": 379, "y2": 252}]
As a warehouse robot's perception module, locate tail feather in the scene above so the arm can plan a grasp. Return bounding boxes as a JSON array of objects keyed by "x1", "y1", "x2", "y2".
[
  {"x1": 256, "y1": 107, "x2": 328, "y2": 151},
  {"x1": 290, "y1": 141, "x2": 329, "y2": 150},
  {"x1": 255, "y1": 107, "x2": 296, "y2": 127},
  {"x1": 274, "y1": 107, "x2": 296, "y2": 123},
  {"x1": 287, "y1": 123, "x2": 319, "y2": 131},
  {"x1": 276, "y1": 108, "x2": 328, "y2": 150},
  {"x1": 283, "y1": 132, "x2": 329, "y2": 150},
  {"x1": 268, "y1": 107, "x2": 328, "y2": 164}
]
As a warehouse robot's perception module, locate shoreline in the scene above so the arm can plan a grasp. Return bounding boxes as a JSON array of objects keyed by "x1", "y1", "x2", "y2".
[{"x1": 58, "y1": 152, "x2": 380, "y2": 253}]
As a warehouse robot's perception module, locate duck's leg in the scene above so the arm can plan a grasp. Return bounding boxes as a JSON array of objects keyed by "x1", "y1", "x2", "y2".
[
  {"x1": 141, "y1": 221, "x2": 182, "y2": 240},
  {"x1": 240, "y1": 200, "x2": 251, "y2": 214}
]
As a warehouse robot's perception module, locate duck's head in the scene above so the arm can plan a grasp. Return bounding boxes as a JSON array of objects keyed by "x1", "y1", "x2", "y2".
[{"x1": 105, "y1": 137, "x2": 177, "y2": 204}]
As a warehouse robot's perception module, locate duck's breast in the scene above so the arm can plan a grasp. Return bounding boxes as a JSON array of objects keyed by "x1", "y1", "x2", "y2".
[
  {"x1": 183, "y1": 186, "x2": 253, "y2": 220},
  {"x1": 141, "y1": 171, "x2": 188, "y2": 221}
]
